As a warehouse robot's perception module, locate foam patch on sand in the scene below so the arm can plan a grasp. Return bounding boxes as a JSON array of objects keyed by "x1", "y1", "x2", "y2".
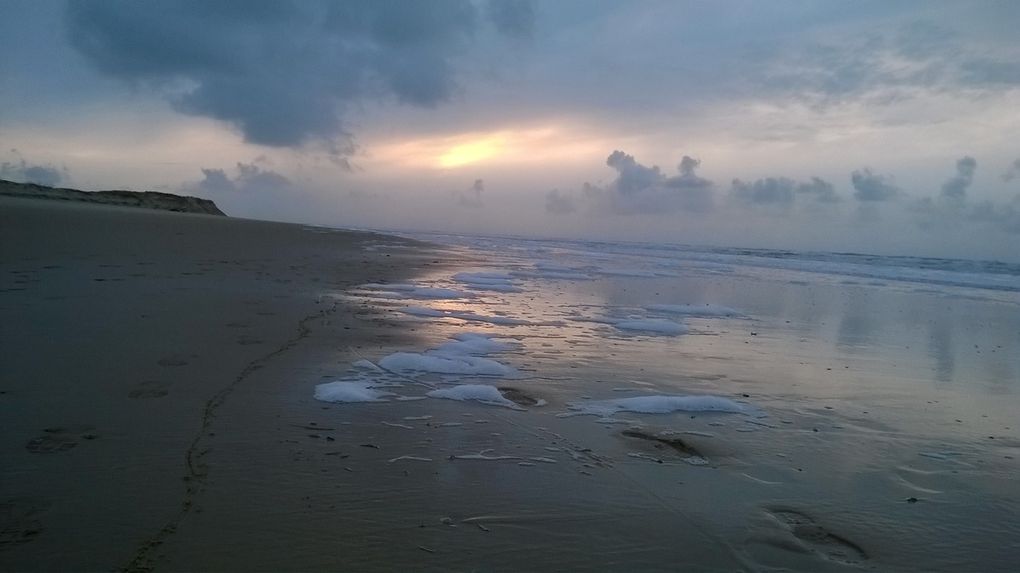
[
  {"x1": 454, "y1": 272, "x2": 522, "y2": 292},
  {"x1": 427, "y1": 384, "x2": 520, "y2": 408},
  {"x1": 378, "y1": 332, "x2": 518, "y2": 377},
  {"x1": 400, "y1": 305, "x2": 537, "y2": 326},
  {"x1": 401, "y1": 305, "x2": 447, "y2": 317},
  {"x1": 357, "y1": 283, "x2": 474, "y2": 300},
  {"x1": 314, "y1": 381, "x2": 396, "y2": 403},
  {"x1": 379, "y1": 353, "x2": 516, "y2": 377},
  {"x1": 562, "y1": 395, "x2": 747, "y2": 417},
  {"x1": 645, "y1": 303, "x2": 742, "y2": 317},
  {"x1": 315, "y1": 333, "x2": 519, "y2": 404},
  {"x1": 612, "y1": 318, "x2": 689, "y2": 335}
]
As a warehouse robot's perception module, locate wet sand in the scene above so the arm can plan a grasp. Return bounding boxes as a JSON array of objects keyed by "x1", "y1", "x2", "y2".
[
  {"x1": 0, "y1": 197, "x2": 449, "y2": 571},
  {"x1": 3, "y1": 197, "x2": 1018, "y2": 572}
]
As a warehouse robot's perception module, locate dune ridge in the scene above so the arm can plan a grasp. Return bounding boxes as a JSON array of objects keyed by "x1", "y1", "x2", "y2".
[{"x1": 0, "y1": 178, "x2": 225, "y2": 216}]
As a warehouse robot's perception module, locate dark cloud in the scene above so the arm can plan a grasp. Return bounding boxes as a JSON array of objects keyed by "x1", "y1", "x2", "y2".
[
  {"x1": 0, "y1": 151, "x2": 67, "y2": 187},
  {"x1": 764, "y1": 18, "x2": 1020, "y2": 111},
  {"x1": 567, "y1": 150, "x2": 718, "y2": 215},
  {"x1": 187, "y1": 162, "x2": 294, "y2": 196},
  {"x1": 666, "y1": 156, "x2": 713, "y2": 193},
  {"x1": 544, "y1": 189, "x2": 575, "y2": 215},
  {"x1": 1004, "y1": 158, "x2": 1020, "y2": 182},
  {"x1": 910, "y1": 157, "x2": 1020, "y2": 235},
  {"x1": 606, "y1": 150, "x2": 662, "y2": 194},
  {"x1": 730, "y1": 177, "x2": 796, "y2": 208},
  {"x1": 941, "y1": 156, "x2": 976, "y2": 200},
  {"x1": 915, "y1": 193, "x2": 1020, "y2": 235},
  {"x1": 969, "y1": 196, "x2": 1020, "y2": 234},
  {"x1": 730, "y1": 175, "x2": 840, "y2": 212},
  {"x1": 66, "y1": 0, "x2": 526, "y2": 151},
  {"x1": 584, "y1": 151, "x2": 714, "y2": 215},
  {"x1": 455, "y1": 178, "x2": 485, "y2": 208},
  {"x1": 797, "y1": 177, "x2": 840, "y2": 203},
  {"x1": 583, "y1": 149, "x2": 718, "y2": 214},
  {"x1": 851, "y1": 168, "x2": 899, "y2": 202},
  {"x1": 486, "y1": 0, "x2": 535, "y2": 38}
]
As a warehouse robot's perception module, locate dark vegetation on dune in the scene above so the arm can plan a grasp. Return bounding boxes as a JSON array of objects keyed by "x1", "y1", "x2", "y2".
[{"x1": 0, "y1": 179, "x2": 226, "y2": 216}]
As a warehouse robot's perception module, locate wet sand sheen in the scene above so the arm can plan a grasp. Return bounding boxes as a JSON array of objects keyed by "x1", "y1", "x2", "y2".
[{"x1": 3, "y1": 197, "x2": 1019, "y2": 572}]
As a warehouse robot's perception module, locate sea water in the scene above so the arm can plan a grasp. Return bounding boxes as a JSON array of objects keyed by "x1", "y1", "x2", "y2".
[{"x1": 320, "y1": 233, "x2": 1020, "y2": 571}]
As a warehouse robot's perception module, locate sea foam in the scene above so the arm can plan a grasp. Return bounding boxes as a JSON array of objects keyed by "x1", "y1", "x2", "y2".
[
  {"x1": 314, "y1": 381, "x2": 396, "y2": 403},
  {"x1": 427, "y1": 384, "x2": 519, "y2": 408},
  {"x1": 378, "y1": 332, "x2": 518, "y2": 377},
  {"x1": 612, "y1": 318, "x2": 689, "y2": 335},
  {"x1": 453, "y1": 271, "x2": 522, "y2": 292},
  {"x1": 400, "y1": 305, "x2": 534, "y2": 326},
  {"x1": 379, "y1": 353, "x2": 516, "y2": 377}
]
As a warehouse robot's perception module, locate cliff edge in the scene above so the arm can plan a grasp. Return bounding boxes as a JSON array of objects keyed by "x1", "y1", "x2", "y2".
[{"x1": 0, "y1": 179, "x2": 226, "y2": 216}]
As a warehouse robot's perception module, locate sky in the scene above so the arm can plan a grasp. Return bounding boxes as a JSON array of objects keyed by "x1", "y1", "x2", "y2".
[{"x1": 2, "y1": 0, "x2": 1019, "y2": 261}]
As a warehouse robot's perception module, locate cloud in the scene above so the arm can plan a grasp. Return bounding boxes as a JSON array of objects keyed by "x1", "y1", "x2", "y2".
[
  {"x1": 730, "y1": 175, "x2": 840, "y2": 213},
  {"x1": 730, "y1": 177, "x2": 796, "y2": 209},
  {"x1": 766, "y1": 17, "x2": 1020, "y2": 110},
  {"x1": 455, "y1": 178, "x2": 485, "y2": 208},
  {"x1": 486, "y1": 0, "x2": 535, "y2": 38},
  {"x1": 1004, "y1": 158, "x2": 1020, "y2": 182},
  {"x1": 959, "y1": 59, "x2": 1020, "y2": 88},
  {"x1": 797, "y1": 177, "x2": 840, "y2": 203},
  {"x1": 667, "y1": 156, "x2": 714, "y2": 194},
  {"x1": 851, "y1": 168, "x2": 899, "y2": 202},
  {"x1": 545, "y1": 188, "x2": 575, "y2": 215},
  {"x1": 187, "y1": 162, "x2": 294, "y2": 196},
  {"x1": 909, "y1": 156, "x2": 1020, "y2": 235},
  {"x1": 66, "y1": 1, "x2": 528, "y2": 151},
  {"x1": 585, "y1": 151, "x2": 714, "y2": 215},
  {"x1": 969, "y1": 196, "x2": 1020, "y2": 234},
  {"x1": 606, "y1": 150, "x2": 662, "y2": 195},
  {"x1": 0, "y1": 150, "x2": 67, "y2": 187},
  {"x1": 941, "y1": 156, "x2": 976, "y2": 200}
]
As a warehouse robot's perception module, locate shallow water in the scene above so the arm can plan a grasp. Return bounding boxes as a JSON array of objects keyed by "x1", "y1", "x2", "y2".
[{"x1": 320, "y1": 234, "x2": 1020, "y2": 571}]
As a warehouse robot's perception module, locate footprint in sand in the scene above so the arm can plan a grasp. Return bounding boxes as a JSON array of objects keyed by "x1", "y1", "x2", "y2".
[
  {"x1": 128, "y1": 381, "x2": 170, "y2": 399},
  {"x1": 764, "y1": 507, "x2": 868, "y2": 566},
  {"x1": 498, "y1": 387, "x2": 542, "y2": 407},
  {"x1": 25, "y1": 427, "x2": 98, "y2": 454},
  {"x1": 0, "y1": 499, "x2": 47, "y2": 548},
  {"x1": 620, "y1": 428, "x2": 711, "y2": 466}
]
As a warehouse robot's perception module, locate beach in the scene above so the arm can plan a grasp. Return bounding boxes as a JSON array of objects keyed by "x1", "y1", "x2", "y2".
[
  {"x1": 3, "y1": 197, "x2": 1019, "y2": 572},
  {"x1": 0, "y1": 197, "x2": 448, "y2": 570}
]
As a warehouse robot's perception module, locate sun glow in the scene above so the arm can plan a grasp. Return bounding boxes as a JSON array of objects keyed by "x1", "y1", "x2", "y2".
[
  {"x1": 438, "y1": 136, "x2": 505, "y2": 168},
  {"x1": 369, "y1": 123, "x2": 610, "y2": 171}
]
